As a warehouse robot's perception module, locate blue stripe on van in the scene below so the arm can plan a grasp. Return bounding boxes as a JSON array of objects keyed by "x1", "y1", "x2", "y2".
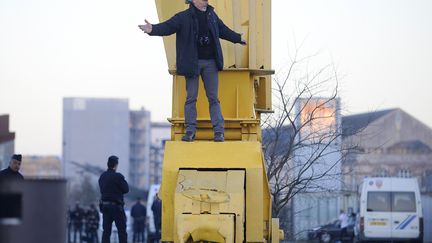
[
  {"x1": 399, "y1": 215, "x2": 416, "y2": 230},
  {"x1": 395, "y1": 215, "x2": 411, "y2": 230}
]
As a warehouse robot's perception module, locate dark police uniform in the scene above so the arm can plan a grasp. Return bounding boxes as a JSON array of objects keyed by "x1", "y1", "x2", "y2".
[
  {"x1": 71, "y1": 204, "x2": 84, "y2": 243},
  {"x1": 0, "y1": 154, "x2": 24, "y2": 180},
  {"x1": 151, "y1": 197, "x2": 162, "y2": 241},
  {"x1": 98, "y1": 168, "x2": 129, "y2": 243},
  {"x1": 0, "y1": 167, "x2": 24, "y2": 180},
  {"x1": 131, "y1": 201, "x2": 147, "y2": 243},
  {"x1": 85, "y1": 206, "x2": 100, "y2": 243}
]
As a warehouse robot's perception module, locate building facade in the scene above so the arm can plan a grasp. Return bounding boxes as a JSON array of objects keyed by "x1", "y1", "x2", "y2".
[
  {"x1": 263, "y1": 107, "x2": 432, "y2": 240},
  {"x1": 0, "y1": 115, "x2": 15, "y2": 170},
  {"x1": 63, "y1": 98, "x2": 130, "y2": 185},
  {"x1": 342, "y1": 108, "x2": 432, "y2": 242},
  {"x1": 20, "y1": 155, "x2": 62, "y2": 178},
  {"x1": 149, "y1": 122, "x2": 171, "y2": 186},
  {"x1": 292, "y1": 98, "x2": 342, "y2": 239},
  {"x1": 129, "y1": 108, "x2": 151, "y2": 190}
]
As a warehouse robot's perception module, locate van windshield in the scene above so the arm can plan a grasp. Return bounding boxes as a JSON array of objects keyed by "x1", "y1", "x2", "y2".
[{"x1": 367, "y1": 191, "x2": 416, "y2": 212}]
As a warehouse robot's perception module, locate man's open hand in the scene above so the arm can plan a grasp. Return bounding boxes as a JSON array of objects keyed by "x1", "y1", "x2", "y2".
[
  {"x1": 138, "y1": 19, "x2": 152, "y2": 34},
  {"x1": 239, "y1": 33, "x2": 247, "y2": 45}
]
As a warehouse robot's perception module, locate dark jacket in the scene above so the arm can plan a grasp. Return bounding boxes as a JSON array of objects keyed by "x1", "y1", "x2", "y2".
[
  {"x1": 131, "y1": 202, "x2": 147, "y2": 220},
  {"x1": 71, "y1": 206, "x2": 85, "y2": 227},
  {"x1": 149, "y1": 4, "x2": 242, "y2": 77},
  {"x1": 98, "y1": 168, "x2": 129, "y2": 203},
  {"x1": 85, "y1": 208, "x2": 100, "y2": 231},
  {"x1": 0, "y1": 167, "x2": 24, "y2": 180},
  {"x1": 151, "y1": 197, "x2": 162, "y2": 231},
  {"x1": 131, "y1": 202, "x2": 147, "y2": 230}
]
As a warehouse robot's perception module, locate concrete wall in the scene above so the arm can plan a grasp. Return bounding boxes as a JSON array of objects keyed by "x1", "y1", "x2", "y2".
[{"x1": 0, "y1": 140, "x2": 14, "y2": 170}]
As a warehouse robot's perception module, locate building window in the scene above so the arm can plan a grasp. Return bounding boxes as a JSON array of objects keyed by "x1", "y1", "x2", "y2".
[{"x1": 397, "y1": 169, "x2": 411, "y2": 178}]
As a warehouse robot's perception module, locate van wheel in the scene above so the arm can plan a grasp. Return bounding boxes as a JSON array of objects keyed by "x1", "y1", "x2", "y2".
[{"x1": 320, "y1": 232, "x2": 331, "y2": 243}]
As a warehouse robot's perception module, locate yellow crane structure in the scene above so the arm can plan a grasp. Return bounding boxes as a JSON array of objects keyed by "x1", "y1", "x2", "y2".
[{"x1": 154, "y1": 0, "x2": 283, "y2": 242}]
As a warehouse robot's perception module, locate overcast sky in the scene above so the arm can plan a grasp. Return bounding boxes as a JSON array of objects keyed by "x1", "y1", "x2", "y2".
[{"x1": 1, "y1": 0, "x2": 431, "y2": 155}]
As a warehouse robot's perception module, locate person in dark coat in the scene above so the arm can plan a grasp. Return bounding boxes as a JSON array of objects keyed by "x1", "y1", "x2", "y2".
[
  {"x1": 139, "y1": 0, "x2": 246, "y2": 142},
  {"x1": 85, "y1": 204, "x2": 100, "y2": 243},
  {"x1": 67, "y1": 207, "x2": 73, "y2": 243},
  {"x1": 98, "y1": 155, "x2": 129, "y2": 243},
  {"x1": 0, "y1": 154, "x2": 24, "y2": 180},
  {"x1": 131, "y1": 197, "x2": 147, "y2": 243},
  {"x1": 151, "y1": 194, "x2": 162, "y2": 241},
  {"x1": 71, "y1": 202, "x2": 85, "y2": 243}
]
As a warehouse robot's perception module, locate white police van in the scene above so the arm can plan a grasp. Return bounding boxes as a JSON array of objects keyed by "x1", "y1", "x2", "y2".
[{"x1": 355, "y1": 177, "x2": 423, "y2": 242}]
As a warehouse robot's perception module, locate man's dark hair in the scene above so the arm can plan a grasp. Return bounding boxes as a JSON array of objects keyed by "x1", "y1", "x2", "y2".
[{"x1": 107, "y1": 155, "x2": 119, "y2": 169}]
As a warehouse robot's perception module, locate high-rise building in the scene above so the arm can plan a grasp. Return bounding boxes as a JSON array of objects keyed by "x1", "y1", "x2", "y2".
[
  {"x1": 129, "y1": 108, "x2": 151, "y2": 190},
  {"x1": 149, "y1": 122, "x2": 171, "y2": 186},
  {"x1": 63, "y1": 98, "x2": 130, "y2": 185},
  {"x1": 291, "y1": 98, "x2": 342, "y2": 239},
  {"x1": 63, "y1": 98, "x2": 171, "y2": 194},
  {"x1": 0, "y1": 115, "x2": 15, "y2": 169}
]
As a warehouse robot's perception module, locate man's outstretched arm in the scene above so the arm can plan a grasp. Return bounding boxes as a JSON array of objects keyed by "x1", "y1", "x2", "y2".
[
  {"x1": 217, "y1": 17, "x2": 247, "y2": 45},
  {"x1": 138, "y1": 14, "x2": 181, "y2": 36}
]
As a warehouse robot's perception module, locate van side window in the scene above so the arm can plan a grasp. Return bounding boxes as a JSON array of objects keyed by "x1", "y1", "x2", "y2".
[
  {"x1": 367, "y1": 192, "x2": 391, "y2": 212},
  {"x1": 392, "y1": 192, "x2": 416, "y2": 212}
]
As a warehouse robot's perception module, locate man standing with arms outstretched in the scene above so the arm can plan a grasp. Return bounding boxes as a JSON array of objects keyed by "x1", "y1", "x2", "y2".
[{"x1": 139, "y1": 0, "x2": 246, "y2": 142}]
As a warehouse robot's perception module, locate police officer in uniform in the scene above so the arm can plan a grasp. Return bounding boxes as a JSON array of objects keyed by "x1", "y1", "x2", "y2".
[
  {"x1": 0, "y1": 154, "x2": 24, "y2": 180},
  {"x1": 131, "y1": 197, "x2": 147, "y2": 243},
  {"x1": 151, "y1": 194, "x2": 162, "y2": 242},
  {"x1": 85, "y1": 204, "x2": 100, "y2": 243},
  {"x1": 71, "y1": 202, "x2": 85, "y2": 243},
  {"x1": 98, "y1": 155, "x2": 129, "y2": 243}
]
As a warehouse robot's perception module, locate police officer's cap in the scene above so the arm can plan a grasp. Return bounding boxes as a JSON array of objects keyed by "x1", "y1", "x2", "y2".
[
  {"x1": 108, "y1": 155, "x2": 118, "y2": 163},
  {"x1": 12, "y1": 154, "x2": 22, "y2": 162}
]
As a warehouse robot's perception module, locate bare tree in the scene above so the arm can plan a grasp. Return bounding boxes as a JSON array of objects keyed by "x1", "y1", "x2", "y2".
[
  {"x1": 68, "y1": 160, "x2": 147, "y2": 202},
  {"x1": 68, "y1": 175, "x2": 99, "y2": 206},
  {"x1": 262, "y1": 46, "x2": 360, "y2": 221}
]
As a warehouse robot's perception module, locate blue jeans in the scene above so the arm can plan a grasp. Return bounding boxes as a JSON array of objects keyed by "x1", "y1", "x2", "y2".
[{"x1": 185, "y1": 59, "x2": 224, "y2": 133}]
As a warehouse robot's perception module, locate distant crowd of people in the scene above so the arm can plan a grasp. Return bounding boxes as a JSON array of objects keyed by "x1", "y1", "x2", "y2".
[
  {"x1": 67, "y1": 203, "x2": 100, "y2": 243},
  {"x1": 67, "y1": 195, "x2": 161, "y2": 243}
]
